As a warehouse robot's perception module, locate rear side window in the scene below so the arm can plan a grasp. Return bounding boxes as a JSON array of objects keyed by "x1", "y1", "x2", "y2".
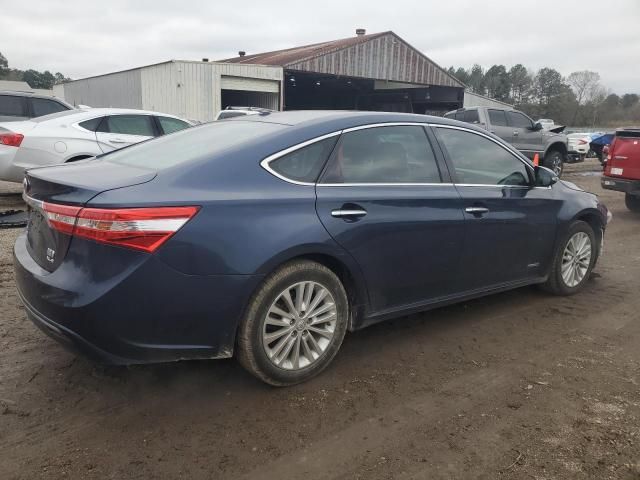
[
  {"x1": 322, "y1": 125, "x2": 441, "y2": 184},
  {"x1": 104, "y1": 121, "x2": 284, "y2": 169},
  {"x1": 31, "y1": 98, "x2": 69, "y2": 117},
  {"x1": 78, "y1": 117, "x2": 103, "y2": 132},
  {"x1": 463, "y1": 110, "x2": 480, "y2": 124},
  {"x1": 507, "y1": 111, "x2": 533, "y2": 129},
  {"x1": 269, "y1": 136, "x2": 338, "y2": 183},
  {"x1": 488, "y1": 109, "x2": 508, "y2": 126},
  {"x1": 0, "y1": 95, "x2": 26, "y2": 117},
  {"x1": 443, "y1": 112, "x2": 455, "y2": 120},
  {"x1": 455, "y1": 111, "x2": 465, "y2": 121},
  {"x1": 106, "y1": 115, "x2": 155, "y2": 136},
  {"x1": 157, "y1": 116, "x2": 190, "y2": 134}
]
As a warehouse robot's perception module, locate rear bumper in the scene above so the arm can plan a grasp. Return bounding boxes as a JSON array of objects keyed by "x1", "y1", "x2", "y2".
[
  {"x1": 601, "y1": 175, "x2": 640, "y2": 195},
  {"x1": 0, "y1": 146, "x2": 22, "y2": 183},
  {"x1": 14, "y1": 232, "x2": 263, "y2": 365}
]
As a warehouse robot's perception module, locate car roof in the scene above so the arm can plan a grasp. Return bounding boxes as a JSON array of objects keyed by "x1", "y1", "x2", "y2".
[
  {"x1": 0, "y1": 90, "x2": 64, "y2": 100},
  {"x1": 237, "y1": 110, "x2": 468, "y2": 130},
  {"x1": 28, "y1": 108, "x2": 189, "y2": 124}
]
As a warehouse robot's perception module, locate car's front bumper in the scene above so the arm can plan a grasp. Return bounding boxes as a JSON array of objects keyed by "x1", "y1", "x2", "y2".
[
  {"x1": 601, "y1": 175, "x2": 640, "y2": 195},
  {"x1": 14, "y1": 232, "x2": 263, "y2": 364}
]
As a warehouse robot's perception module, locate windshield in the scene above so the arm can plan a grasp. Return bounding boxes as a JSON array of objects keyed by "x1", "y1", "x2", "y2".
[{"x1": 103, "y1": 120, "x2": 285, "y2": 169}]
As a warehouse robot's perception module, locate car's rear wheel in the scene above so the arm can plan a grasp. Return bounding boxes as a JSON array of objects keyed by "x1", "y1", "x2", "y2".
[
  {"x1": 236, "y1": 260, "x2": 348, "y2": 386},
  {"x1": 544, "y1": 150, "x2": 564, "y2": 176},
  {"x1": 625, "y1": 193, "x2": 640, "y2": 212},
  {"x1": 541, "y1": 220, "x2": 597, "y2": 296}
]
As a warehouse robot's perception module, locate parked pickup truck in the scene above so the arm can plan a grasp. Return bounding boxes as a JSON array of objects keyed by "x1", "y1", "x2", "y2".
[
  {"x1": 444, "y1": 107, "x2": 569, "y2": 176},
  {"x1": 601, "y1": 128, "x2": 640, "y2": 212}
]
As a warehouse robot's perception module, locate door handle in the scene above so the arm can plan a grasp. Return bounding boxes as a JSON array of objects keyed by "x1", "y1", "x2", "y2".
[
  {"x1": 109, "y1": 138, "x2": 127, "y2": 144},
  {"x1": 465, "y1": 206, "x2": 489, "y2": 216},
  {"x1": 331, "y1": 208, "x2": 367, "y2": 218},
  {"x1": 513, "y1": 131, "x2": 519, "y2": 136}
]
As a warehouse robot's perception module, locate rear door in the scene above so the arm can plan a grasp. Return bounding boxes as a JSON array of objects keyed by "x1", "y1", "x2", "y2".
[
  {"x1": 315, "y1": 124, "x2": 466, "y2": 315},
  {"x1": 95, "y1": 114, "x2": 157, "y2": 153},
  {"x1": 506, "y1": 110, "x2": 543, "y2": 159},
  {"x1": 434, "y1": 125, "x2": 559, "y2": 289},
  {"x1": 487, "y1": 109, "x2": 513, "y2": 144}
]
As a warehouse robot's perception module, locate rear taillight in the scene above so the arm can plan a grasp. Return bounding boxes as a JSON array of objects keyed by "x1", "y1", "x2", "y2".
[
  {"x1": 42, "y1": 204, "x2": 199, "y2": 252},
  {"x1": 0, "y1": 132, "x2": 24, "y2": 147}
]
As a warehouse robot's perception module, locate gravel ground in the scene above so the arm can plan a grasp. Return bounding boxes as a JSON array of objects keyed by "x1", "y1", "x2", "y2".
[{"x1": 1, "y1": 159, "x2": 639, "y2": 479}]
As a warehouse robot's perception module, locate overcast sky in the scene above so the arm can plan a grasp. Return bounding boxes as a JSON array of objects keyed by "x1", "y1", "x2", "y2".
[{"x1": 2, "y1": 0, "x2": 638, "y2": 93}]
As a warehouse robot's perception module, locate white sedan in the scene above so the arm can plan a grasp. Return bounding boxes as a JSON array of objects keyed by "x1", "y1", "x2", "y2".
[
  {"x1": 567, "y1": 132, "x2": 593, "y2": 161},
  {"x1": 0, "y1": 108, "x2": 192, "y2": 183}
]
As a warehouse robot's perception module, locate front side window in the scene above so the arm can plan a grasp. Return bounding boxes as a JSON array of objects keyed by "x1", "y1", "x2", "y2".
[
  {"x1": 106, "y1": 115, "x2": 155, "y2": 136},
  {"x1": 436, "y1": 128, "x2": 530, "y2": 186},
  {"x1": 157, "y1": 116, "x2": 190, "y2": 135},
  {"x1": 78, "y1": 117, "x2": 103, "y2": 132},
  {"x1": 322, "y1": 125, "x2": 441, "y2": 184},
  {"x1": 0, "y1": 95, "x2": 26, "y2": 117},
  {"x1": 269, "y1": 136, "x2": 338, "y2": 183},
  {"x1": 31, "y1": 98, "x2": 68, "y2": 117},
  {"x1": 507, "y1": 111, "x2": 533, "y2": 129}
]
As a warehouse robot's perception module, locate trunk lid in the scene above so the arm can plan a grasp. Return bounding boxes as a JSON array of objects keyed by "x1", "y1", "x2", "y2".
[
  {"x1": 604, "y1": 129, "x2": 640, "y2": 180},
  {"x1": 24, "y1": 160, "x2": 156, "y2": 272}
]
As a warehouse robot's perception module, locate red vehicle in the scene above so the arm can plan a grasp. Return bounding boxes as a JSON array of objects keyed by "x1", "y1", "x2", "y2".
[{"x1": 601, "y1": 129, "x2": 640, "y2": 212}]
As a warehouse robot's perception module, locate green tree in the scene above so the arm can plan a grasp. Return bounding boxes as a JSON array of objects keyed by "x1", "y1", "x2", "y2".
[
  {"x1": 484, "y1": 65, "x2": 510, "y2": 102},
  {"x1": 508, "y1": 64, "x2": 532, "y2": 106},
  {"x1": 468, "y1": 64, "x2": 485, "y2": 95},
  {"x1": 533, "y1": 68, "x2": 565, "y2": 109},
  {"x1": 621, "y1": 93, "x2": 639, "y2": 109},
  {"x1": 0, "y1": 52, "x2": 8, "y2": 76}
]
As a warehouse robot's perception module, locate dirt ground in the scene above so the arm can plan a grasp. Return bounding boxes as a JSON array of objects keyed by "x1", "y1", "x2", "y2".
[{"x1": 1, "y1": 159, "x2": 639, "y2": 480}]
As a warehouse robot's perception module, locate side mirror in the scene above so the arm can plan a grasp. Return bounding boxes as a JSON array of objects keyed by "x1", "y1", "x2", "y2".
[
  {"x1": 532, "y1": 122, "x2": 543, "y2": 131},
  {"x1": 535, "y1": 166, "x2": 558, "y2": 187}
]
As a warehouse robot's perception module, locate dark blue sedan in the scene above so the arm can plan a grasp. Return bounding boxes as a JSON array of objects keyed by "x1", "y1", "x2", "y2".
[{"x1": 14, "y1": 111, "x2": 611, "y2": 385}]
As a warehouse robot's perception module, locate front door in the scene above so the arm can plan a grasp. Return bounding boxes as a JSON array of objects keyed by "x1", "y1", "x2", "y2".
[
  {"x1": 315, "y1": 124, "x2": 466, "y2": 315},
  {"x1": 506, "y1": 110, "x2": 543, "y2": 160},
  {"x1": 434, "y1": 126, "x2": 559, "y2": 290},
  {"x1": 95, "y1": 114, "x2": 156, "y2": 153}
]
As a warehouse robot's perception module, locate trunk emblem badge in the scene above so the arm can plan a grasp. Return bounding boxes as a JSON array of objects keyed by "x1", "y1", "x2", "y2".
[{"x1": 46, "y1": 248, "x2": 56, "y2": 263}]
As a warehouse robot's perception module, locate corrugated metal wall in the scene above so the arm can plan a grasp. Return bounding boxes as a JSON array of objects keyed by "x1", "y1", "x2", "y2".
[
  {"x1": 286, "y1": 32, "x2": 461, "y2": 88},
  {"x1": 141, "y1": 61, "x2": 282, "y2": 122},
  {"x1": 62, "y1": 69, "x2": 143, "y2": 108}
]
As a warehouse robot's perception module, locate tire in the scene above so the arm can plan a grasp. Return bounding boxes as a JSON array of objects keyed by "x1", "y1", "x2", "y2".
[
  {"x1": 541, "y1": 220, "x2": 597, "y2": 296},
  {"x1": 236, "y1": 260, "x2": 349, "y2": 386},
  {"x1": 543, "y1": 150, "x2": 564, "y2": 177},
  {"x1": 626, "y1": 193, "x2": 640, "y2": 213}
]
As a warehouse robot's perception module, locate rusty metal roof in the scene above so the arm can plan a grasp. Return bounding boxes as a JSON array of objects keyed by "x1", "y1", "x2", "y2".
[
  {"x1": 220, "y1": 31, "x2": 391, "y2": 66},
  {"x1": 218, "y1": 31, "x2": 463, "y2": 89}
]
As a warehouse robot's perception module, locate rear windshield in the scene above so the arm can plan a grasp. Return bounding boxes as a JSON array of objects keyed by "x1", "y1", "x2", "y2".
[{"x1": 103, "y1": 120, "x2": 284, "y2": 169}]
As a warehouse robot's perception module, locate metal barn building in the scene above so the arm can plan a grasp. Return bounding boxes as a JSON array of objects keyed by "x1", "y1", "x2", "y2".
[
  {"x1": 223, "y1": 29, "x2": 465, "y2": 115},
  {"x1": 59, "y1": 30, "x2": 466, "y2": 121},
  {"x1": 60, "y1": 61, "x2": 282, "y2": 122}
]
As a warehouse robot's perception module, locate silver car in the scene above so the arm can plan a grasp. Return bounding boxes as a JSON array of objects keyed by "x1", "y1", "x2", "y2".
[
  {"x1": 0, "y1": 91, "x2": 73, "y2": 122},
  {"x1": 0, "y1": 108, "x2": 192, "y2": 183}
]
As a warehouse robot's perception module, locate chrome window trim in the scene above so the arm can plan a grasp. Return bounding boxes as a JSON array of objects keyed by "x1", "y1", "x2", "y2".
[
  {"x1": 260, "y1": 131, "x2": 343, "y2": 186},
  {"x1": 260, "y1": 121, "x2": 543, "y2": 189}
]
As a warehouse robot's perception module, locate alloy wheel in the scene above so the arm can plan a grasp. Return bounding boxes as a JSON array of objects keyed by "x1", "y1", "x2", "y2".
[
  {"x1": 262, "y1": 281, "x2": 337, "y2": 370},
  {"x1": 561, "y1": 232, "x2": 592, "y2": 287}
]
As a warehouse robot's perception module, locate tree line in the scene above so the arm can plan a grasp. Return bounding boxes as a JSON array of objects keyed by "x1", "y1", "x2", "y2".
[
  {"x1": 0, "y1": 51, "x2": 71, "y2": 90},
  {"x1": 447, "y1": 64, "x2": 639, "y2": 128}
]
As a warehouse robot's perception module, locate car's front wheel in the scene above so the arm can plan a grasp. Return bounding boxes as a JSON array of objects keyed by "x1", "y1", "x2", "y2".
[
  {"x1": 541, "y1": 220, "x2": 597, "y2": 295},
  {"x1": 625, "y1": 193, "x2": 640, "y2": 213},
  {"x1": 237, "y1": 260, "x2": 349, "y2": 386},
  {"x1": 544, "y1": 150, "x2": 564, "y2": 176}
]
